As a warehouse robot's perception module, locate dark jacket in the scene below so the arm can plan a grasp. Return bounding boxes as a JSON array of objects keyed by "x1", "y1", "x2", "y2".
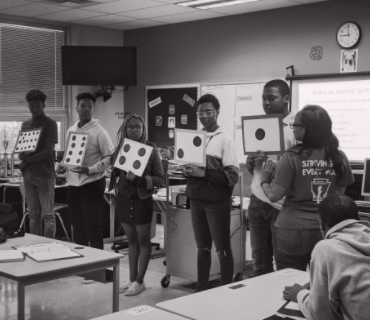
[{"x1": 109, "y1": 142, "x2": 164, "y2": 199}]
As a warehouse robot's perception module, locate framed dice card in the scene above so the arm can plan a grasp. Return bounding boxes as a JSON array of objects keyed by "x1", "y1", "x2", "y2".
[
  {"x1": 241, "y1": 114, "x2": 284, "y2": 155},
  {"x1": 13, "y1": 129, "x2": 42, "y2": 153},
  {"x1": 113, "y1": 138, "x2": 153, "y2": 177},
  {"x1": 61, "y1": 132, "x2": 89, "y2": 167},
  {"x1": 174, "y1": 129, "x2": 207, "y2": 166}
]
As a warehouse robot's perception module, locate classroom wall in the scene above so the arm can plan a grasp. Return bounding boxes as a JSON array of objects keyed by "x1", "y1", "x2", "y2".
[
  {"x1": 68, "y1": 24, "x2": 125, "y2": 143},
  {"x1": 123, "y1": 0, "x2": 370, "y2": 118}
]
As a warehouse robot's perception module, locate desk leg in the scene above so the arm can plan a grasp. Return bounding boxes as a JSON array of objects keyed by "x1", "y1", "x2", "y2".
[
  {"x1": 109, "y1": 195, "x2": 115, "y2": 239},
  {"x1": 2, "y1": 186, "x2": 8, "y2": 203},
  {"x1": 112, "y1": 260, "x2": 120, "y2": 312},
  {"x1": 17, "y1": 280, "x2": 25, "y2": 320}
]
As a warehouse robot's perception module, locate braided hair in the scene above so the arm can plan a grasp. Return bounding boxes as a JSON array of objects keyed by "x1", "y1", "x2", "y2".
[{"x1": 111, "y1": 114, "x2": 147, "y2": 165}]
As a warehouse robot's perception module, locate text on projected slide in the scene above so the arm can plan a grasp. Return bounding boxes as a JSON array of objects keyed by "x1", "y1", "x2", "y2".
[{"x1": 298, "y1": 80, "x2": 370, "y2": 162}]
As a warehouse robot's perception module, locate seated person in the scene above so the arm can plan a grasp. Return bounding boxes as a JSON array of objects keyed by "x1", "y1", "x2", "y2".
[{"x1": 283, "y1": 194, "x2": 370, "y2": 320}]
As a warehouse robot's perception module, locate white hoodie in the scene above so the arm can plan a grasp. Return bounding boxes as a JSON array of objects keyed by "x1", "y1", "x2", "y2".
[
  {"x1": 66, "y1": 119, "x2": 114, "y2": 187},
  {"x1": 297, "y1": 219, "x2": 370, "y2": 320}
]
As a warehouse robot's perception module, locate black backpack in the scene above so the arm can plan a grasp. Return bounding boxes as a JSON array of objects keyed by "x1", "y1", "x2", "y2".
[{"x1": 0, "y1": 203, "x2": 19, "y2": 236}]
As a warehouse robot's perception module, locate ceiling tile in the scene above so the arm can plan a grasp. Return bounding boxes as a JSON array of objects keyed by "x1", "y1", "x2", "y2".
[
  {"x1": 105, "y1": 19, "x2": 165, "y2": 30},
  {"x1": 119, "y1": 4, "x2": 196, "y2": 19},
  {"x1": 37, "y1": 8, "x2": 105, "y2": 21},
  {"x1": 0, "y1": 0, "x2": 34, "y2": 10},
  {"x1": 204, "y1": 0, "x2": 300, "y2": 15},
  {"x1": 152, "y1": 10, "x2": 226, "y2": 24},
  {"x1": 83, "y1": 0, "x2": 164, "y2": 14},
  {"x1": 75, "y1": 14, "x2": 137, "y2": 26},
  {"x1": 0, "y1": 2, "x2": 67, "y2": 17}
]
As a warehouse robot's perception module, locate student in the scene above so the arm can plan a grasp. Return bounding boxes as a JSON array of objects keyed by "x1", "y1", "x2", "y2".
[
  {"x1": 59, "y1": 92, "x2": 113, "y2": 254},
  {"x1": 283, "y1": 194, "x2": 370, "y2": 320},
  {"x1": 109, "y1": 114, "x2": 164, "y2": 296},
  {"x1": 19, "y1": 89, "x2": 58, "y2": 238},
  {"x1": 184, "y1": 94, "x2": 239, "y2": 292},
  {"x1": 260, "y1": 105, "x2": 354, "y2": 271},
  {"x1": 246, "y1": 80, "x2": 295, "y2": 276}
]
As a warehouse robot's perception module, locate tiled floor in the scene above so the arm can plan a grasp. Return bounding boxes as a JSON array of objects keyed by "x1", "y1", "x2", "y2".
[{"x1": 0, "y1": 225, "x2": 253, "y2": 320}]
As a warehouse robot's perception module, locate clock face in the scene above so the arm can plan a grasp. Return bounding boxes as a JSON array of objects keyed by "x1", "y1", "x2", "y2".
[{"x1": 337, "y1": 22, "x2": 361, "y2": 48}]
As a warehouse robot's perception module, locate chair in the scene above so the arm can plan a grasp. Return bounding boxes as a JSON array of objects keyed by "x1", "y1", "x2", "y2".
[
  {"x1": 359, "y1": 212, "x2": 370, "y2": 222},
  {"x1": 18, "y1": 184, "x2": 71, "y2": 241}
]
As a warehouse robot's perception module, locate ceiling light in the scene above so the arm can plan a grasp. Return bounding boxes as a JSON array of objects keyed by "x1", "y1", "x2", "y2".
[
  {"x1": 177, "y1": 0, "x2": 260, "y2": 9},
  {"x1": 198, "y1": 0, "x2": 259, "y2": 9}
]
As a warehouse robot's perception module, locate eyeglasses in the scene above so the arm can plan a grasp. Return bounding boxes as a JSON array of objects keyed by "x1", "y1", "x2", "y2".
[
  {"x1": 196, "y1": 110, "x2": 217, "y2": 118},
  {"x1": 127, "y1": 125, "x2": 142, "y2": 131},
  {"x1": 289, "y1": 122, "x2": 304, "y2": 129}
]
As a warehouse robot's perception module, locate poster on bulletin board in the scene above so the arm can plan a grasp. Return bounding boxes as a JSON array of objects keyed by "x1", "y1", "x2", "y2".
[{"x1": 146, "y1": 84, "x2": 199, "y2": 148}]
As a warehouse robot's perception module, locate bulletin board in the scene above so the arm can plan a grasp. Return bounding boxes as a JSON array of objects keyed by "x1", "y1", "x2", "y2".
[
  {"x1": 146, "y1": 84, "x2": 199, "y2": 148},
  {"x1": 200, "y1": 81, "x2": 267, "y2": 163}
]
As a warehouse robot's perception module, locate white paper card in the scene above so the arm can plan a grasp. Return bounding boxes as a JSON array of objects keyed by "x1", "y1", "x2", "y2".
[
  {"x1": 242, "y1": 115, "x2": 283, "y2": 154},
  {"x1": 149, "y1": 97, "x2": 161, "y2": 108},
  {"x1": 61, "y1": 132, "x2": 89, "y2": 167},
  {"x1": 174, "y1": 129, "x2": 207, "y2": 166},
  {"x1": 285, "y1": 301, "x2": 301, "y2": 310},
  {"x1": 113, "y1": 139, "x2": 153, "y2": 177},
  {"x1": 0, "y1": 250, "x2": 24, "y2": 262},
  {"x1": 277, "y1": 269, "x2": 301, "y2": 277},
  {"x1": 126, "y1": 305, "x2": 155, "y2": 316},
  {"x1": 13, "y1": 129, "x2": 42, "y2": 153}
]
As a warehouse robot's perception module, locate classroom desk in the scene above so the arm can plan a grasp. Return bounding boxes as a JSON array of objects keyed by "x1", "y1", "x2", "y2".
[
  {"x1": 91, "y1": 305, "x2": 188, "y2": 320},
  {"x1": 0, "y1": 234, "x2": 122, "y2": 320},
  {"x1": 157, "y1": 269, "x2": 309, "y2": 320}
]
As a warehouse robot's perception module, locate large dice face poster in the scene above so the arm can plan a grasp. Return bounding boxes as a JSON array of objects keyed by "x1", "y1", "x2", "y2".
[
  {"x1": 13, "y1": 129, "x2": 42, "y2": 153},
  {"x1": 113, "y1": 138, "x2": 153, "y2": 177},
  {"x1": 241, "y1": 114, "x2": 284, "y2": 155},
  {"x1": 61, "y1": 132, "x2": 89, "y2": 167},
  {"x1": 174, "y1": 129, "x2": 207, "y2": 166}
]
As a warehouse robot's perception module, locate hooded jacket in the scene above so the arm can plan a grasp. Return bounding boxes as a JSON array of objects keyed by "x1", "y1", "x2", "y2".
[
  {"x1": 185, "y1": 127, "x2": 239, "y2": 202},
  {"x1": 65, "y1": 119, "x2": 114, "y2": 187},
  {"x1": 297, "y1": 219, "x2": 370, "y2": 320}
]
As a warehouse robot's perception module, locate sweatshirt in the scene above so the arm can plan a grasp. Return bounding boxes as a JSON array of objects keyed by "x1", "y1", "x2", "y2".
[
  {"x1": 65, "y1": 119, "x2": 114, "y2": 187},
  {"x1": 185, "y1": 127, "x2": 239, "y2": 202},
  {"x1": 297, "y1": 219, "x2": 370, "y2": 320}
]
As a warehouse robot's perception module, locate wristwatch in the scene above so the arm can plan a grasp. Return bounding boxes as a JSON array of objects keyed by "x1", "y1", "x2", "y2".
[{"x1": 260, "y1": 181, "x2": 270, "y2": 188}]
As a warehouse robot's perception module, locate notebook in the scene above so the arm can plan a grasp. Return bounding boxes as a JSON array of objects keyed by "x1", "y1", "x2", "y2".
[{"x1": 0, "y1": 250, "x2": 25, "y2": 263}]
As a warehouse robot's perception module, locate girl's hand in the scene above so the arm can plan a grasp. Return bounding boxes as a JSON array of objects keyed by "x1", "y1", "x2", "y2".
[
  {"x1": 260, "y1": 159, "x2": 275, "y2": 182},
  {"x1": 184, "y1": 164, "x2": 205, "y2": 178},
  {"x1": 126, "y1": 170, "x2": 139, "y2": 181}
]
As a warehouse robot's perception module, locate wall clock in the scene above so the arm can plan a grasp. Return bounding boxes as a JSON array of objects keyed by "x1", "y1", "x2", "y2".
[{"x1": 336, "y1": 21, "x2": 361, "y2": 48}]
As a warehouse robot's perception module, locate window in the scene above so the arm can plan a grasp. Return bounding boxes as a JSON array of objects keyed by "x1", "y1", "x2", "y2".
[{"x1": 0, "y1": 24, "x2": 64, "y2": 110}]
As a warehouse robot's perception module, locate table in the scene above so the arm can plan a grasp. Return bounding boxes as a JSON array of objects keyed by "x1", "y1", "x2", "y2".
[
  {"x1": 91, "y1": 305, "x2": 188, "y2": 320},
  {"x1": 0, "y1": 234, "x2": 122, "y2": 320},
  {"x1": 157, "y1": 269, "x2": 309, "y2": 320}
]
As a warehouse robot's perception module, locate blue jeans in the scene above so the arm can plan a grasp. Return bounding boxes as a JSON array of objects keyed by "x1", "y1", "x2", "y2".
[
  {"x1": 190, "y1": 198, "x2": 234, "y2": 292},
  {"x1": 23, "y1": 174, "x2": 56, "y2": 238},
  {"x1": 274, "y1": 227, "x2": 323, "y2": 271},
  {"x1": 248, "y1": 194, "x2": 279, "y2": 276}
]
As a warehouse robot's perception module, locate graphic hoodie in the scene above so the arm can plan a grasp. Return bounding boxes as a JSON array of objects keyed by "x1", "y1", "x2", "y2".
[
  {"x1": 65, "y1": 119, "x2": 114, "y2": 187},
  {"x1": 297, "y1": 219, "x2": 370, "y2": 320}
]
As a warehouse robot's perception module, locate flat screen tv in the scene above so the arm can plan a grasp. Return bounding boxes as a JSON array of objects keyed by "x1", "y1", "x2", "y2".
[{"x1": 61, "y1": 46, "x2": 137, "y2": 86}]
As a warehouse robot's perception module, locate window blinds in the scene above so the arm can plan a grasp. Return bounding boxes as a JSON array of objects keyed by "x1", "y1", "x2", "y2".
[{"x1": 0, "y1": 24, "x2": 64, "y2": 110}]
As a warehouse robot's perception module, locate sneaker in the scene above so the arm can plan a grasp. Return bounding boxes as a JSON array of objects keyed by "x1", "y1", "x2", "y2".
[
  {"x1": 124, "y1": 281, "x2": 145, "y2": 296},
  {"x1": 119, "y1": 281, "x2": 133, "y2": 293},
  {"x1": 82, "y1": 278, "x2": 96, "y2": 284}
]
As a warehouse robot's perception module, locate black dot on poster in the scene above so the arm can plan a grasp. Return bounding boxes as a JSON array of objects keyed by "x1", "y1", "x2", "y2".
[
  {"x1": 16, "y1": 147, "x2": 18, "y2": 150},
  {"x1": 77, "y1": 159, "x2": 81, "y2": 164},
  {"x1": 72, "y1": 143, "x2": 76, "y2": 148},
  {"x1": 123, "y1": 144, "x2": 130, "y2": 152},
  {"x1": 193, "y1": 136, "x2": 202, "y2": 147},
  {"x1": 33, "y1": 145, "x2": 35, "y2": 148},
  {"x1": 82, "y1": 137, "x2": 86, "y2": 141},
  {"x1": 79, "y1": 151, "x2": 83, "y2": 155},
  {"x1": 69, "y1": 151, "x2": 72, "y2": 155},
  {"x1": 66, "y1": 158, "x2": 70, "y2": 163},
  {"x1": 28, "y1": 133, "x2": 30, "y2": 136},
  {"x1": 72, "y1": 135, "x2": 76, "y2": 141},
  {"x1": 81, "y1": 143, "x2": 85, "y2": 148},
  {"x1": 119, "y1": 156, "x2": 126, "y2": 165},
  {"x1": 178, "y1": 149, "x2": 184, "y2": 159},
  {"x1": 255, "y1": 128, "x2": 265, "y2": 141},
  {"x1": 33, "y1": 132, "x2": 35, "y2": 135},
  {"x1": 133, "y1": 160, "x2": 141, "y2": 169},
  {"x1": 138, "y1": 148, "x2": 146, "y2": 157}
]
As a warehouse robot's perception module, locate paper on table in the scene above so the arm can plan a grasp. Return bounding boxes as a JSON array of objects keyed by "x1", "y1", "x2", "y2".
[
  {"x1": 0, "y1": 250, "x2": 24, "y2": 262},
  {"x1": 285, "y1": 302, "x2": 301, "y2": 311}
]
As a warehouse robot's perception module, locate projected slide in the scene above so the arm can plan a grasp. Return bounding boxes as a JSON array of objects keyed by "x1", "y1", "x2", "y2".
[{"x1": 298, "y1": 80, "x2": 370, "y2": 162}]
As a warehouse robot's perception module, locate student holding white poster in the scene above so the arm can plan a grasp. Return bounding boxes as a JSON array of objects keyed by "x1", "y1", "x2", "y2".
[
  {"x1": 109, "y1": 114, "x2": 164, "y2": 296},
  {"x1": 183, "y1": 94, "x2": 239, "y2": 292}
]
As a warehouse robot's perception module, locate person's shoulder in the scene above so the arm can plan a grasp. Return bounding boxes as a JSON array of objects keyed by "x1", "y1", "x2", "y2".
[{"x1": 311, "y1": 239, "x2": 337, "y2": 261}]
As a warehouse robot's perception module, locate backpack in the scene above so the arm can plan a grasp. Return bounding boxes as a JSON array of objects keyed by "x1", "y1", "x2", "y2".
[
  {"x1": 0, "y1": 227, "x2": 6, "y2": 243},
  {"x1": 0, "y1": 204, "x2": 19, "y2": 235}
]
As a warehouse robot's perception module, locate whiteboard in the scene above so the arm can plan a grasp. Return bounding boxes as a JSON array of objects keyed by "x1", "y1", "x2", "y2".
[{"x1": 200, "y1": 82, "x2": 266, "y2": 163}]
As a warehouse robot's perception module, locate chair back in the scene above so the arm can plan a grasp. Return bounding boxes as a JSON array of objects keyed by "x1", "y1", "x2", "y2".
[{"x1": 359, "y1": 212, "x2": 370, "y2": 222}]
